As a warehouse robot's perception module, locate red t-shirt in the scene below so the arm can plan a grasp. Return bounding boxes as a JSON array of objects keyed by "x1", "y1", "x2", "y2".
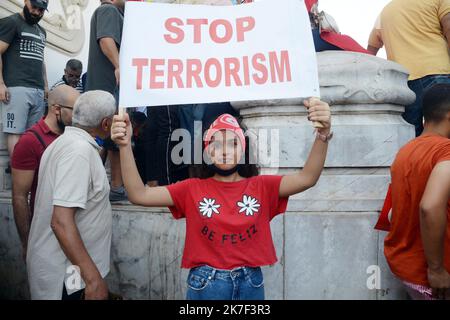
[
  {"x1": 11, "y1": 117, "x2": 59, "y2": 214},
  {"x1": 166, "y1": 175, "x2": 289, "y2": 269}
]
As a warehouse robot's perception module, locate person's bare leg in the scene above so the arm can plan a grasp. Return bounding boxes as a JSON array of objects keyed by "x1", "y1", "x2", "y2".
[
  {"x1": 109, "y1": 150, "x2": 128, "y2": 202},
  {"x1": 109, "y1": 150, "x2": 123, "y2": 189},
  {"x1": 7, "y1": 134, "x2": 21, "y2": 157}
]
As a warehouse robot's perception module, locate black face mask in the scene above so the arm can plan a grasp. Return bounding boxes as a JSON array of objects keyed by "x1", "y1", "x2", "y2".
[
  {"x1": 208, "y1": 164, "x2": 242, "y2": 177},
  {"x1": 23, "y1": 6, "x2": 43, "y2": 25},
  {"x1": 56, "y1": 115, "x2": 67, "y2": 132}
]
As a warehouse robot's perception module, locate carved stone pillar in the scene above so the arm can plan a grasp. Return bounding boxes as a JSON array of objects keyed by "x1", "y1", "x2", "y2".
[{"x1": 231, "y1": 51, "x2": 416, "y2": 299}]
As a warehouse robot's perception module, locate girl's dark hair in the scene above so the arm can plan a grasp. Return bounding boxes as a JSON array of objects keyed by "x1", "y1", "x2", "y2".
[{"x1": 191, "y1": 115, "x2": 260, "y2": 179}]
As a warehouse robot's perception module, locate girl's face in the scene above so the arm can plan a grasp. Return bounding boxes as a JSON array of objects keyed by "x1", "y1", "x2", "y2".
[{"x1": 208, "y1": 130, "x2": 244, "y2": 170}]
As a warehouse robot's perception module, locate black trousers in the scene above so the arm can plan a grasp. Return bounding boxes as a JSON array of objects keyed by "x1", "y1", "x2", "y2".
[
  {"x1": 141, "y1": 105, "x2": 188, "y2": 186},
  {"x1": 62, "y1": 283, "x2": 84, "y2": 300}
]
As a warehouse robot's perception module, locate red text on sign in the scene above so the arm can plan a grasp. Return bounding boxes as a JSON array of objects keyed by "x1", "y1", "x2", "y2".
[
  {"x1": 164, "y1": 16, "x2": 256, "y2": 44},
  {"x1": 132, "y1": 50, "x2": 292, "y2": 90}
]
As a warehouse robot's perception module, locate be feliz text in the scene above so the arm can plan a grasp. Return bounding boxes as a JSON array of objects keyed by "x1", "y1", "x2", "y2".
[{"x1": 201, "y1": 224, "x2": 258, "y2": 245}]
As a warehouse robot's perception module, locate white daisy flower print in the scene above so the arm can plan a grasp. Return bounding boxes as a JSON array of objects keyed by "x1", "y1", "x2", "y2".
[
  {"x1": 237, "y1": 195, "x2": 261, "y2": 216},
  {"x1": 198, "y1": 198, "x2": 221, "y2": 218}
]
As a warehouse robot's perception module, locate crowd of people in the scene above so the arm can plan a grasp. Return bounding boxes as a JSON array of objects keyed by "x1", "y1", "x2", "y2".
[{"x1": 0, "y1": 0, "x2": 448, "y2": 300}]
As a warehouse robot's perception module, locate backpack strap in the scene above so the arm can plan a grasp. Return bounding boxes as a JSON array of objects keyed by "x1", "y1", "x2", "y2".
[{"x1": 28, "y1": 129, "x2": 47, "y2": 149}]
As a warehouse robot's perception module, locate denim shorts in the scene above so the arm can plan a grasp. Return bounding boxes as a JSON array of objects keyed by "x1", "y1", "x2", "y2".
[{"x1": 186, "y1": 265, "x2": 265, "y2": 300}]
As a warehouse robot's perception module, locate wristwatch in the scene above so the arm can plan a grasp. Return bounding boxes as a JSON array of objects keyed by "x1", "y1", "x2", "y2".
[{"x1": 316, "y1": 130, "x2": 333, "y2": 142}]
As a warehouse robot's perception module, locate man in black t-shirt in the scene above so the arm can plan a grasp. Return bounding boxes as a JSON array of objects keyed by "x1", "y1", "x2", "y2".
[
  {"x1": 0, "y1": 0, "x2": 49, "y2": 160},
  {"x1": 86, "y1": 0, "x2": 126, "y2": 202},
  {"x1": 86, "y1": 0, "x2": 123, "y2": 95}
]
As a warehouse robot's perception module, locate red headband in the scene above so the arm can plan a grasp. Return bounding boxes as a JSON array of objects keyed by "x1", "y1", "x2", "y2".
[{"x1": 204, "y1": 114, "x2": 246, "y2": 151}]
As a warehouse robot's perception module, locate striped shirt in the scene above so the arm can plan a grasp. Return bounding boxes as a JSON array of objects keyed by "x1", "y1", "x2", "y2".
[{"x1": 51, "y1": 76, "x2": 84, "y2": 93}]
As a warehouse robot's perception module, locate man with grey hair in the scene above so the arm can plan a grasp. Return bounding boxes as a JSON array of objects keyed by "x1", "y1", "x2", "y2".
[
  {"x1": 86, "y1": 0, "x2": 127, "y2": 202},
  {"x1": 27, "y1": 90, "x2": 116, "y2": 300}
]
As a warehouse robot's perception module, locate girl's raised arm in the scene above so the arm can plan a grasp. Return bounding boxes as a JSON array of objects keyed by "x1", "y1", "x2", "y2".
[
  {"x1": 279, "y1": 98, "x2": 331, "y2": 198},
  {"x1": 111, "y1": 113, "x2": 174, "y2": 207}
]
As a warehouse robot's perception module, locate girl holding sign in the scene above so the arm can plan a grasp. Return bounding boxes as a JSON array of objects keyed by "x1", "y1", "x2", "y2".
[{"x1": 111, "y1": 97, "x2": 332, "y2": 300}]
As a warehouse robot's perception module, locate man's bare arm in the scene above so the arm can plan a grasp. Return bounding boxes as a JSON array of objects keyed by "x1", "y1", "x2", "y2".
[
  {"x1": 11, "y1": 168, "x2": 35, "y2": 256},
  {"x1": 420, "y1": 160, "x2": 450, "y2": 298},
  {"x1": 367, "y1": 28, "x2": 383, "y2": 56},
  {"x1": 441, "y1": 13, "x2": 450, "y2": 48},
  {"x1": 99, "y1": 37, "x2": 120, "y2": 86},
  {"x1": 51, "y1": 206, "x2": 108, "y2": 299},
  {"x1": 0, "y1": 40, "x2": 10, "y2": 103},
  {"x1": 43, "y1": 61, "x2": 48, "y2": 100}
]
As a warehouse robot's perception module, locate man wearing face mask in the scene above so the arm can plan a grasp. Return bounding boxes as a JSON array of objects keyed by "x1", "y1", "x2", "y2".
[
  {"x1": 0, "y1": 0, "x2": 49, "y2": 166},
  {"x1": 27, "y1": 90, "x2": 117, "y2": 300},
  {"x1": 86, "y1": 0, "x2": 127, "y2": 202},
  {"x1": 11, "y1": 85, "x2": 79, "y2": 261}
]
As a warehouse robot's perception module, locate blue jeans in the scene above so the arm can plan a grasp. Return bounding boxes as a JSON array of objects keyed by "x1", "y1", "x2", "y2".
[
  {"x1": 404, "y1": 74, "x2": 450, "y2": 136},
  {"x1": 186, "y1": 265, "x2": 265, "y2": 300},
  {"x1": 311, "y1": 28, "x2": 341, "y2": 52}
]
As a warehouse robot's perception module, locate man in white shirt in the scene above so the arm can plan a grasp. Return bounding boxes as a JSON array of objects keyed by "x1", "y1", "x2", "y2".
[{"x1": 26, "y1": 90, "x2": 116, "y2": 300}]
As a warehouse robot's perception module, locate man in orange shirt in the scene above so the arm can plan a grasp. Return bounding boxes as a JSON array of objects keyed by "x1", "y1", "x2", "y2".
[{"x1": 385, "y1": 84, "x2": 450, "y2": 300}]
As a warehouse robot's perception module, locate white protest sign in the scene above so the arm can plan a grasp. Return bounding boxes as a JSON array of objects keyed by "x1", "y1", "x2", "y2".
[{"x1": 119, "y1": 0, "x2": 319, "y2": 107}]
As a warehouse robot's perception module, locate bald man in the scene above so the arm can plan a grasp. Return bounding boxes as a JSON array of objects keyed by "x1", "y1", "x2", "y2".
[{"x1": 11, "y1": 85, "x2": 80, "y2": 260}]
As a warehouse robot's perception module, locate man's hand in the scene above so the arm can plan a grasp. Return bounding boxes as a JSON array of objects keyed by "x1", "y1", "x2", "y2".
[
  {"x1": 367, "y1": 45, "x2": 380, "y2": 56},
  {"x1": 428, "y1": 267, "x2": 450, "y2": 300},
  {"x1": 84, "y1": 277, "x2": 109, "y2": 300},
  {"x1": 111, "y1": 113, "x2": 132, "y2": 148},
  {"x1": 304, "y1": 98, "x2": 331, "y2": 135},
  {"x1": 0, "y1": 83, "x2": 9, "y2": 103}
]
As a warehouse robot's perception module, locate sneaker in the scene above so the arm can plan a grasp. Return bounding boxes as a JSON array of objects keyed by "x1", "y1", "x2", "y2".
[{"x1": 109, "y1": 185, "x2": 128, "y2": 202}]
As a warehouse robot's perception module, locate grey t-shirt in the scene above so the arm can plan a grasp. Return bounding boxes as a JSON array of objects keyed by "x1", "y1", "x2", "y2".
[
  {"x1": 86, "y1": 3, "x2": 123, "y2": 95},
  {"x1": 0, "y1": 13, "x2": 46, "y2": 89}
]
